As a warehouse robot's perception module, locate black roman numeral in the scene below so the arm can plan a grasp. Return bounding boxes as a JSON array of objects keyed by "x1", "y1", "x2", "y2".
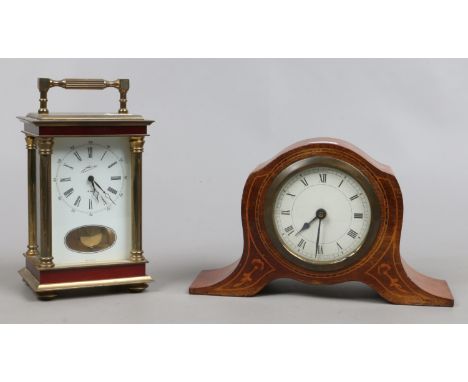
[
  {"x1": 108, "y1": 161, "x2": 117, "y2": 168},
  {"x1": 60, "y1": 177, "x2": 71, "y2": 182},
  {"x1": 64, "y1": 188, "x2": 74, "y2": 198},
  {"x1": 286, "y1": 193, "x2": 296, "y2": 197},
  {"x1": 101, "y1": 151, "x2": 108, "y2": 161},
  {"x1": 349, "y1": 194, "x2": 359, "y2": 201},
  {"x1": 347, "y1": 229, "x2": 358, "y2": 239},
  {"x1": 281, "y1": 210, "x2": 290, "y2": 215},
  {"x1": 89, "y1": 199, "x2": 93, "y2": 210},
  {"x1": 316, "y1": 245, "x2": 323, "y2": 254},
  {"x1": 64, "y1": 164, "x2": 73, "y2": 170},
  {"x1": 300, "y1": 177, "x2": 308, "y2": 186},
  {"x1": 337, "y1": 242, "x2": 343, "y2": 251},
  {"x1": 74, "y1": 196, "x2": 81, "y2": 207},
  {"x1": 285, "y1": 225, "x2": 295, "y2": 235},
  {"x1": 74, "y1": 151, "x2": 82, "y2": 161},
  {"x1": 88, "y1": 147, "x2": 93, "y2": 158},
  {"x1": 298, "y1": 239, "x2": 306, "y2": 249},
  {"x1": 107, "y1": 186, "x2": 118, "y2": 195},
  {"x1": 354, "y1": 213, "x2": 363, "y2": 219},
  {"x1": 338, "y1": 179, "x2": 343, "y2": 188},
  {"x1": 111, "y1": 176, "x2": 121, "y2": 180},
  {"x1": 319, "y1": 173, "x2": 327, "y2": 183}
]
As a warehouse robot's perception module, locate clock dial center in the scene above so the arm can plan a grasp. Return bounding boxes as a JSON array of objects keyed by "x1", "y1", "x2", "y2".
[{"x1": 316, "y1": 208, "x2": 326, "y2": 219}]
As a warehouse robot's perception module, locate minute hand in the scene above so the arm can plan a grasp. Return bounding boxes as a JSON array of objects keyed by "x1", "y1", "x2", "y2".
[
  {"x1": 315, "y1": 219, "x2": 322, "y2": 257},
  {"x1": 93, "y1": 179, "x2": 116, "y2": 205}
]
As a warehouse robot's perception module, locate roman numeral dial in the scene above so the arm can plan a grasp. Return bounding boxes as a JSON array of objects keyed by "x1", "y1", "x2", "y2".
[
  {"x1": 273, "y1": 165, "x2": 372, "y2": 264},
  {"x1": 54, "y1": 141, "x2": 127, "y2": 215}
]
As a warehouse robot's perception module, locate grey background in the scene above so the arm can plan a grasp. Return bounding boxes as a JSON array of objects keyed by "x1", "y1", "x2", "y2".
[{"x1": 0, "y1": 59, "x2": 466, "y2": 323}]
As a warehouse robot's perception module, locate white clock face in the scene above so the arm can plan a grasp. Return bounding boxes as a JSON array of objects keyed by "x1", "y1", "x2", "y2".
[
  {"x1": 55, "y1": 141, "x2": 126, "y2": 215},
  {"x1": 51, "y1": 137, "x2": 131, "y2": 266},
  {"x1": 273, "y1": 166, "x2": 372, "y2": 264}
]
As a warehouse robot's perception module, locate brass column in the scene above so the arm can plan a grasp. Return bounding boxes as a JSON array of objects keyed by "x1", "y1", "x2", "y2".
[
  {"x1": 37, "y1": 137, "x2": 54, "y2": 268},
  {"x1": 130, "y1": 136, "x2": 145, "y2": 262},
  {"x1": 25, "y1": 136, "x2": 39, "y2": 257}
]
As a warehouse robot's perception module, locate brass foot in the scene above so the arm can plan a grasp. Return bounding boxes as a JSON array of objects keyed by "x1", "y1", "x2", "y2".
[
  {"x1": 37, "y1": 292, "x2": 58, "y2": 301},
  {"x1": 128, "y1": 283, "x2": 148, "y2": 293}
]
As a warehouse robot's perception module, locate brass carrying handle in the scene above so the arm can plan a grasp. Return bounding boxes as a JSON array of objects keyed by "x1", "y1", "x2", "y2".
[{"x1": 37, "y1": 78, "x2": 130, "y2": 114}]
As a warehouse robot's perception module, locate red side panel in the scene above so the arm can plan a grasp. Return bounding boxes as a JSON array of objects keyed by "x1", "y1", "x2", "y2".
[
  {"x1": 26, "y1": 260, "x2": 147, "y2": 284},
  {"x1": 39, "y1": 125, "x2": 147, "y2": 136}
]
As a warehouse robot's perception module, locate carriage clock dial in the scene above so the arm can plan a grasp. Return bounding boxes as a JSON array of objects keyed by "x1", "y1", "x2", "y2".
[
  {"x1": 55, "y1": 141, "x2": 127, "y2": 215},
  {"x1": 273, "y1": 166, "x2": 372, "y2": 264}
]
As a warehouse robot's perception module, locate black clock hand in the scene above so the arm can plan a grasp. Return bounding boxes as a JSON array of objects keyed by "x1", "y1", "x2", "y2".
[
  {"x1": 315, "y1": 218, "x2": 322, "y2": 257},
  {"x1": 87, "y1": 176, "x2": 100, "y2": 202},
  {"x1": 295, "y1": 208, "x2": 327, "y2": 237},
  {"x1": 295, "y1": 216, "x2": 318, "y2": 236},
  {"x1": 314, "y1": 208, "x2": 327, "y2": 258},
  {"x1": 92, "y1": 177, "x2": 116, "y2": 205}
]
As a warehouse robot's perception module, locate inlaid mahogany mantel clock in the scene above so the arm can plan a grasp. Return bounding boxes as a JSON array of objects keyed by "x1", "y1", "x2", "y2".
[
  {"x1": 19, "y1": 78, "x2": 154, "y2": 300},
  {"x1": 190, "y1": 138, "x2": 454, "y2": 307}
]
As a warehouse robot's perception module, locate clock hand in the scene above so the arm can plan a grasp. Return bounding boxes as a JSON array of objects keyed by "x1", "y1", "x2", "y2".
[
  {"x1": 315, "y1": 208, "x2": 327, "y2": 258},
  {"x1": 92, "y1": 177, "x2": 116, "y2": 205},
  {"x1": 87, "y1": 175, "x2": 100, "y2": 202},
  {"x1": 315, "y1": 219, "x2": 322, "y2": 257},
  {"x1": 295, "y1": 216, "x2": 318, "y2": 236},
  {"x1": 295, "y1": 208, "x2": 327, "y2": 236},
  {"x1": 99, "y1": 193, "x2": 108, "y2": 205}
]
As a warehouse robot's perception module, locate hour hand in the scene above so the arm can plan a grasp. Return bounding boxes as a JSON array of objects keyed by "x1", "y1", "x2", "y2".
[
  {"x1": 87, "y1": 176, "x2": 100, "y2": 202},
  {"x1": 295, "y1": 209, "x2": 327, "y2": 237},
  {"x1": 296, "y1": 217, "x2": 317, "y2": 236},
  {"x1": 295, "y1": 217, "x2": 317, "y2": 236}
]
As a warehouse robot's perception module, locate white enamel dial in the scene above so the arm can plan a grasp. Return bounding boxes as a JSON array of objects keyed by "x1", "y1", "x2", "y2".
[
  {"x1": 55, "y1": 141, "x2": 126, "y2": 215},
  {"x1": 51, "y1": 137, "x2": 131, "y2": 266},
  {"x1": 273, "y1": 166, "x2": 372, "y2": 264}
]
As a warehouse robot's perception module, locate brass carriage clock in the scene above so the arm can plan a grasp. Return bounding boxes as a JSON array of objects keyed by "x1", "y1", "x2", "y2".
[{"x1": 19, "y1": 78, "x2": 154, "y2": 299}]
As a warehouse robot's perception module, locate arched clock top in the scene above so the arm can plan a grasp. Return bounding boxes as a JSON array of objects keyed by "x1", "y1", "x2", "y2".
[{"x1": 190, "y1": 138, "x2": 454, "y2": 307}]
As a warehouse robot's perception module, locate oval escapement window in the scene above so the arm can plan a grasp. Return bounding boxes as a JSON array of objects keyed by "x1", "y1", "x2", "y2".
[{"x1": 65, "y1": 225, "x2": 116, "y2": 253}]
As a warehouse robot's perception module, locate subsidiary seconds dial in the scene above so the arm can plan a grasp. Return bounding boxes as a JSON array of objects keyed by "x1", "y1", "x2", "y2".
[
  {"x1": 55, "y1": 141, "x2": 126, "y2": 215},
  {"x1": 273, "y1": 166, "x2": 372, "y2": 264}
]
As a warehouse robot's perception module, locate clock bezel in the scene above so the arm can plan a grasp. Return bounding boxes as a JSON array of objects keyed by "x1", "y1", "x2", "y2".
[{"x1": 264, "y1": 156, "x2": 381, "y2": 272}]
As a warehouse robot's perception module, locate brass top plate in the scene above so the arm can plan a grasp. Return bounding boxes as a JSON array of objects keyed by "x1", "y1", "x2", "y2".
[
  {"x1": 21, "y1": 112, "x2": 149, "y2": 121},
  {"x1": 17, "y1": 112, "x2": 154, "y2": 128}
]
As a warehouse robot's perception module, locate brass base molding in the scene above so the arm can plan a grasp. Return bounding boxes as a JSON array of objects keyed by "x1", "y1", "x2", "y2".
[{"x1": 19, "y1": 267, "x2": 152, "y2": 294}]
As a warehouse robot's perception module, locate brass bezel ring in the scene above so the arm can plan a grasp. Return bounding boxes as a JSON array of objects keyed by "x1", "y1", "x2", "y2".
[{"x1": 264, "y1": 156, "x2": 381, "y2": 272}]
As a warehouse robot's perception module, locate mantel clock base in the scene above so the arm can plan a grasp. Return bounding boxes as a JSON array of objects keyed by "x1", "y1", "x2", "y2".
[{"x1": 190, "y1": 138, "x2": 454, "y2": 307}]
